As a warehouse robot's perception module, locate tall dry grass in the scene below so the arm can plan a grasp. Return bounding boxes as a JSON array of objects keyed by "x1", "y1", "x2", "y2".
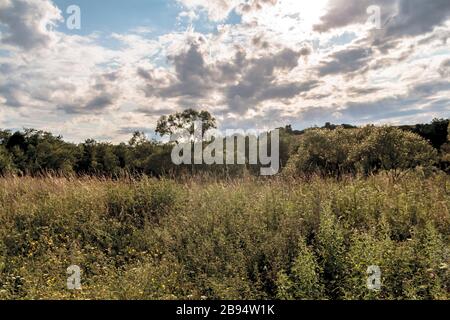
[{"x1": 0, "y1": 171, "x2": 448, "y2": 299}]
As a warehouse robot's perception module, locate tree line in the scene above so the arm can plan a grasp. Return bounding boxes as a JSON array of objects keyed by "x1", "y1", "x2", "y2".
[{"x1": 0, "y1": 111, "x2": 448, "y2": 177}]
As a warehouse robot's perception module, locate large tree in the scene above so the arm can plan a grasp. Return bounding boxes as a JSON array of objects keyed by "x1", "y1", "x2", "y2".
[{"x1": 155, "y1": 109, "x2": 217, "y2": 140}]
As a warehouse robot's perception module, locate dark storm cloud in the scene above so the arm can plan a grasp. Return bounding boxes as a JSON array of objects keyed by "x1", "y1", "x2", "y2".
[
  {"x1": 369, "y1": 45, "x2": 415, "y2": 71},
  {"x1": 314, "y1": 0, "x2": 450, "y2": 75},
  {"x1": 342, "y1": 96, "x2": 420, "y2": 120},
  {"x1": 58, "y1": 93, "x2": 118, "y2": 114},
  {"x1": 341, "y1": 96, "x2": 450, "y2": 121},
  {"x1": 223, "y1": 48, "x2": 314, "y2": 112},
  {"x1": 57, "y1": 70, "x2": 123, "y2": 115},
  {"x1": 315, "y1": 0, "x2": 450, "y2": 39},
  {"x1": 158, "y1": 44, "x2": 213, "y2": 99},
  {"x1": 137, "y1": 68, "x2": 153, "y2": 81},
  {"x1": 85, "y1": 94, "x2": 116, "y2": 111},
  {"x1": 347, "y1": 86, "x2": 382, "y2": 97},
  {"x1": 275, "y1": 78, "x2": 450, "y2": 127},
  {"x1": 259, "y1": 81, "x2": 320, "y2": 101},
  {"x1": 411, "y1": 80, "x2": 450, "y2": 96},
  {"x1": 140, "y1": 44, "x2": 314, "y2": 114},
  {"x1": 317, "y1": 47, "x2": 373, "y2": 76},
  {"x1": 340, "y1": 79, "x2": 450, "y2": 121},
  {"x1": 382, "y1": 0, "x2": 450, "y2": 39},
  {"x1": 314, "y1": 0, "x2": 395, "y2": 33}
]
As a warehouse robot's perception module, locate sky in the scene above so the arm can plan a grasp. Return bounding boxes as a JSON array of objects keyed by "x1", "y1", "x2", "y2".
[{"x1": 0, "y1": 0, "x2": 449, "y2": 142}]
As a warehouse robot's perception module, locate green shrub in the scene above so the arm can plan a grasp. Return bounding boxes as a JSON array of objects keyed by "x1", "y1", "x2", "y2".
[
  {"x1": 286, "y1": 126, "x2": 437, "y2": 177},
  {"x1": 276, "y1": 240, "x2": 324, "y2": 300}
]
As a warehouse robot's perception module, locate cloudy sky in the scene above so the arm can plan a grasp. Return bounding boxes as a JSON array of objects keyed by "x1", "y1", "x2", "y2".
[{"x1": 0, "y1": 0, "x2": 449, "y2": 142}]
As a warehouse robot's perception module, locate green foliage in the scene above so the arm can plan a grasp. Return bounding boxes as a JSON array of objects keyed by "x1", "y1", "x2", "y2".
[
  {"x1": 276, "y1": 240, "x2": 324, "y2": 300},
  {"x1": 315, "y1": 211, "x2": 348, "y2": 298},
  {"x1": 354, "y1": 126, "x2": 437, "y2": 175},
  {"x1": 286, "y1": 126, "x2": 438, "y2": 177},
  {"x1": 106, "y1": 178, "x2": 182, "y2": 226},
  {"x1": 0, "y1": 118, "x2": 448, "y2": 178},
  {"x1": 448, "y1": 122, "x2": 450, "y2": 141},
  {"x1": 0, "y1": 145, "x2": 15, "y2": 174},
  {"x1": 0, "y1": 129, "x2": 79, "y2": 175},
  {"x1": 440, "y1": 123, "x2": 450, "y2": 172},
  {"x1": 400, "y1": 118, "x2": 449, "y2": 150},
  {"x1": 0, "y1": 172, "x2": 448, "y2": 299},
  {"x1": 156, "y1": 109, "x2": 217, "y2": 138},
  {"x1": 0, "y1": 117, "x2": 448, "y2": 300},
  {"x1": 285, "y1": 127, "x2": 360, "y2": 176}
]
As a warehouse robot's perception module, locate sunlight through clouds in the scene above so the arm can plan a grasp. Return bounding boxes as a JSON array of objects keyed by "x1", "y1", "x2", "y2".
[{"x1": 0, "y1": 0, "x2": 449, "y2": 142}]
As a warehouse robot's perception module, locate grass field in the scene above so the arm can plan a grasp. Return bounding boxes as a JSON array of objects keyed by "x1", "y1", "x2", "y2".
[{"x1": 0, "y1": 171, "x2": 448, "y2": 300}]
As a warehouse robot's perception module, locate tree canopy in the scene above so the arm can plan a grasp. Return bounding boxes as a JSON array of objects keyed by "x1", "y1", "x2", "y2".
[
  {"x1": 156, "y1": 109, "x2": 217, "y2": 139},
  {"x1": 0, "y1": 114, "x2": 448, "y2": 177}
]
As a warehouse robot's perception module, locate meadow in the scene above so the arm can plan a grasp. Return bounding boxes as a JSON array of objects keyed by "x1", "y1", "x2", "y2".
[{"x1": 0, "y1": 171, "x2": 448, "y2": 300}]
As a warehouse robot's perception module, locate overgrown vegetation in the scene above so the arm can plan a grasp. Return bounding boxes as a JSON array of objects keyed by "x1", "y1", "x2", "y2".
[
  {"x1": 0, "y1": 172, "x2": 448, "y2": 300},
  {"x1": 285, "y1": 126, "x2": 438, "y2": 178},
  {"x1": 0, "y1": 118, "x2": 448, "y2": 177},
  {"x1": 0, "y1": 117, "x2": 449, "y2": 300}
]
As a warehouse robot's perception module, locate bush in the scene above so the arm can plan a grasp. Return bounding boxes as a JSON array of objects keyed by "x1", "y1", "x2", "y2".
[
  {"x1": 286, "y1": 126, "x2": 437, "y2": 177},
  {"x1": 0, "y1": 146, "x2": 14, "y2": 175},
  {"x1": 276, "y1": 240, "x2": 324, "y2": 300}
]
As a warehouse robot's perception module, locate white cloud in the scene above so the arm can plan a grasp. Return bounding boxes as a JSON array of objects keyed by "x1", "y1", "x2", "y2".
[
  {"x1": 0, "y1": 0, "x2": 449, "y2": 141},
  {"x1": 177, "y1": 0, "x2": 240, "y2": 22},
  {"x1": 0, "y1": 0, "x2": 62, "y2": 50},
  {"x1": 177, "y1": 10, "x2": 200, "y2": 23}
]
